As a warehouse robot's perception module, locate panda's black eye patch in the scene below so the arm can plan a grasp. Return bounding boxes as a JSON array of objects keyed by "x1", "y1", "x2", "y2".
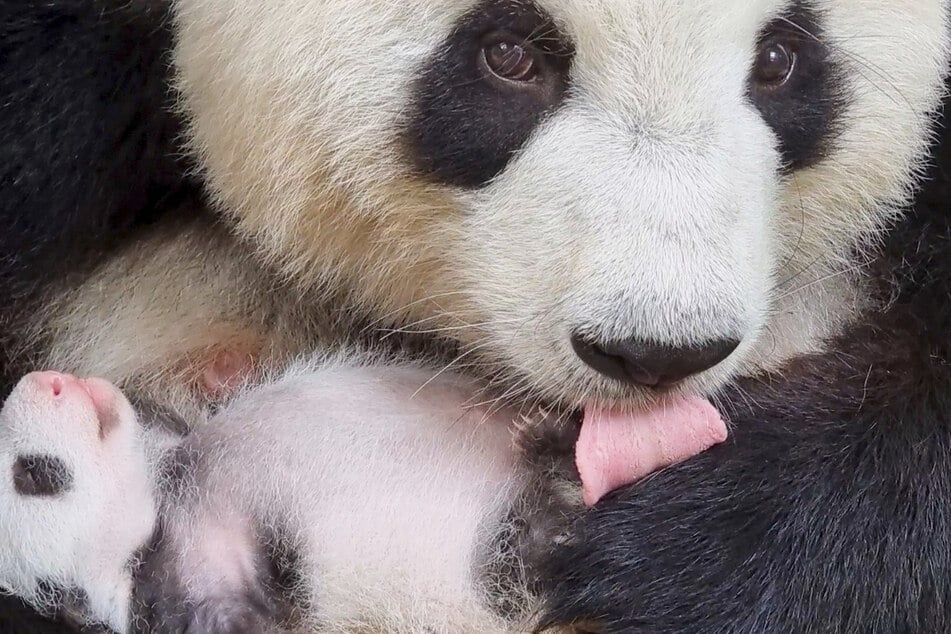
[
  {"x1": 747, "y1": 3, "x2": 847, "y2": 172},
  {"x1": 406, "y1": 0, "x2": 574, "y2": 188},
  {"x1": 13, "y1": 454, "x2": 73, "y2": 497}
]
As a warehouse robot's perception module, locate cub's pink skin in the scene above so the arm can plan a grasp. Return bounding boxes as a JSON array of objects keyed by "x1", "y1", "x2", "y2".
[
  {"x1": 0, "y1": 372, "x2": 156, "y2": 634},
  {"x1": 576, "y1": 398, "x2": 729, "y2": 507}
]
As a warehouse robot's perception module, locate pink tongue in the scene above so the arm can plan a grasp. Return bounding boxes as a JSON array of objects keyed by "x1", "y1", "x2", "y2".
[{"x1": 576, "y1": 398, "x2": 728, "y2": 507}]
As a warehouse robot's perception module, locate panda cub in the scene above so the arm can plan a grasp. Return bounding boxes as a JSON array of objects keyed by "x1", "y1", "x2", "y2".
[{"x1": 0, "y1": 361, "x2": 726, "y2": 633}]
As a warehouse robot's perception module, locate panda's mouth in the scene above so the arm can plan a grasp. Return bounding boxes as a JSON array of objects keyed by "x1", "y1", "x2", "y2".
[{"x1": 572, "y1": 398, "x2": 728, "y2": 506}]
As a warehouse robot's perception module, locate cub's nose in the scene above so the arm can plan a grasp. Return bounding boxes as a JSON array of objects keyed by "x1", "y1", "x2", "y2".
[
  {"x1": 571, "y1": 335, "x2": 740, "y2": 388},
  {"x1": 29, "y1": 371, "x2": 74, "y2": 398}
]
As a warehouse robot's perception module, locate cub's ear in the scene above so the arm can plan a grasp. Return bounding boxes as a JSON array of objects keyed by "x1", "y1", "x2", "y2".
[{"x1": 12, "y1": 455, "x2": 73, "y2": 497}]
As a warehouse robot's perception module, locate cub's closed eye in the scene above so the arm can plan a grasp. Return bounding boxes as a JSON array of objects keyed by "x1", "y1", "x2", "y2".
[{"x1": 12, "y1": 454, "x2": 73, "y2": 497}]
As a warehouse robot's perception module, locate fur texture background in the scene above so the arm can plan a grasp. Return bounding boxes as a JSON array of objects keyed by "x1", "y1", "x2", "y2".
[{"x1": 2, "y1": 0, "x2": 951, "y2": 631}]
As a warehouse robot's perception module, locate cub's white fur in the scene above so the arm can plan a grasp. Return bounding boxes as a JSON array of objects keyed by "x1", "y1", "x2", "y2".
[{"x1": 165, "y1": 359, "x2": 527, "y2": 632}]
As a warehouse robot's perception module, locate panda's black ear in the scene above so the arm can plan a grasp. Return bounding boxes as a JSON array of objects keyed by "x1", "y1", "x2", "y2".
[{"x1": 12, "y1": 455, "x2": 72, "y2": 497}]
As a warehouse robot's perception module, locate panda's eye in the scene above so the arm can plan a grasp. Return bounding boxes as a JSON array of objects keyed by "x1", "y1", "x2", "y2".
[
  {"x1": 747, "y1": 10, "x2": 842, "y2": 173},
  {"x1": 753, "y1": 40, "x2": 796, "y2": 87},
  {"x1": 481, "y1": 35, "x2": 541, "y2": 84}
]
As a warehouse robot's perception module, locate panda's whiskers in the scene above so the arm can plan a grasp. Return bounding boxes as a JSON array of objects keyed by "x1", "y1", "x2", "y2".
[
  {"x1": 376, "y1": 317, "x2": 525, "y2": 340},
  {"x1": 775, "y1": 261, "x2": 871, "y2": 301},
  {"x1": 775, "y1": 253, "x2": 827, "y2": 290},
  {"x1": 479, "y1": 379, "x2": 538, "y2": 427},
  {"x1": 410, "y1": 339, "x2": 497, "y2": 399},
  {"x1": 358, "y1": 291, "x2": 470, "y2": 335},
  {"x1": 778, "y1": 173, "x2": 808, "y2": 276}
]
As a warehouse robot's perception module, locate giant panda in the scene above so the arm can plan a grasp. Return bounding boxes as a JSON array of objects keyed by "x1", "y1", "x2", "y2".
[{"x1": 1, "y1": 0, "x2": 950, "y2": 632}]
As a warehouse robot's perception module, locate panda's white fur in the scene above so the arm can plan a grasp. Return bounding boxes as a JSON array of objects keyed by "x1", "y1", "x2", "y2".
[
  {"x1": 20, "y1": 0, "x2": 947, "y2": 411},
  {"x1": 0, "y1": 360, "x2": 560, "y2": 632}
]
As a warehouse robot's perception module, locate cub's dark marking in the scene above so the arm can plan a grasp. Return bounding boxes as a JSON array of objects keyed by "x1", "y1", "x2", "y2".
[
  {"x1": 183, "y1": 597, "x2": 273, "y2": 634},
  {"x1": 127, "y1": 391, "x2": 191, "y2": 437},
  {"x1": 133, "y1": 524, "x2": 279, "y2": 634},
  {"x1": 155, "y1": 444, "x2": 199, "y2": 502},
  {"x1": 406, "y1": 0, "x2": 575, "y2": 188},
  {"x1": 131, "y1": 531, "x2": 192, "y2": 634},
  {"x1": 13, "y1": 455, "x2": 72, "y2": 497},
  {"x1": 30, "y1": 582, "x2": 110, "y2": 633},
  {"x1": 261, "y1": 525, "x2": 309, "y2": 628},
  {"x1": 747, "y1": 2, "x2": 848, "y2": 171}
]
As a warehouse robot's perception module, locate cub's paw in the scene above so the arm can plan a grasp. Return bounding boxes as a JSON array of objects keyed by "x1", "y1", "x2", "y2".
[
  {"x1": 133, "y1": 523, "x2": 279, "y2": 634},
  {"x1": 134, "y1": 556, "x2": 276, "y2": 633}
]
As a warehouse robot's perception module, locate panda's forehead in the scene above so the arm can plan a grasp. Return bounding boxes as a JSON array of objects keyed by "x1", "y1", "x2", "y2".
[
  {"x1": 463, "y1": 0, "x2": 795, "y2": 44},
  {"x1": 539, "y1": 0, "x2": 786, "y2": 39}
]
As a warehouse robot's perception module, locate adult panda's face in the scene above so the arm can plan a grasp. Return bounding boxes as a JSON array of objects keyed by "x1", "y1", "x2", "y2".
[{"x1": 174, "y1": 0, "x2": 949, "y2": 407}]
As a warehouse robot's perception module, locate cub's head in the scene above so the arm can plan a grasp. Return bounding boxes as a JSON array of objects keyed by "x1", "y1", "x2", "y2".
[
  {"x1": 0, "y1": 373, "x2": 154, "y2": 632},
  {"x1": 173, "y1": 0, "x2": 949, "y2": 407}
]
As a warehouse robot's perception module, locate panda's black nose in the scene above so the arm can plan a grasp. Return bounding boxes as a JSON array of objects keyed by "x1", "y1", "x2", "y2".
[{"x1": 570, "y1": 335, "x2": 740, "y2": 388}]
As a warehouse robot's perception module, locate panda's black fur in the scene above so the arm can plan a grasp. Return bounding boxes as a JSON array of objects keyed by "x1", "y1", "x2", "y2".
[
  {"x1": 0, "y1": 0, "x2": 196, "y2": 395},
  {"x1": 2, "y1": 1, "x2": 951, "y2": 632}
]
